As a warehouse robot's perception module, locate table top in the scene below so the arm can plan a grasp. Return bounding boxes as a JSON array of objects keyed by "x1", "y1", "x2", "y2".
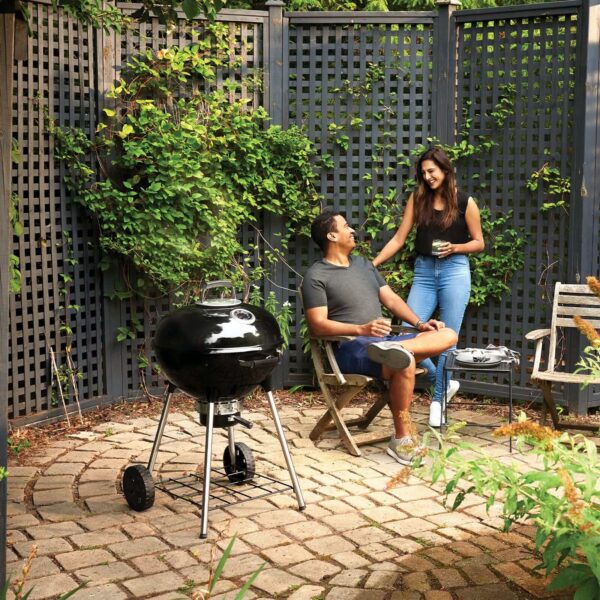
[{"x1": 444, "y1": 350, "x2": 515, "y2": 373}]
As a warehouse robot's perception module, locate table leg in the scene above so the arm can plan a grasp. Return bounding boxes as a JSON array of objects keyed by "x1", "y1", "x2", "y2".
[{"x1": 509, "y1": 369, "x2": 513, "y2": 453}]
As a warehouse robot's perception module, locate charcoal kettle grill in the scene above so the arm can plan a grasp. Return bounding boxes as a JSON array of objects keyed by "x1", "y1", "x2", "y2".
[{"x1": 121, "y1": 281, "x2": 305, "y2": 538}]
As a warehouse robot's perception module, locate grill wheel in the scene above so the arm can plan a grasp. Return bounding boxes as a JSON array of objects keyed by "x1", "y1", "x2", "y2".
[
  {"x1": 122, "y1": 464, "x2": 155, "y2": 511},
  {"x1": 223, "y1": 442, "x2": 255, "y2": 484}
]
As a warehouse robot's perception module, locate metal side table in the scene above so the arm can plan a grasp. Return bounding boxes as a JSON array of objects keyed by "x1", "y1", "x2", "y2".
[{"x1": 442, "y1": 350, "x2": 515, "y2": 452}]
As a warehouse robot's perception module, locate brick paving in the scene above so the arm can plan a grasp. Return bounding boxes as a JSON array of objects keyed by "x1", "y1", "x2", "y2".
[{"x1": 6, "y1": 400, "x2": 573, "y2": 599}]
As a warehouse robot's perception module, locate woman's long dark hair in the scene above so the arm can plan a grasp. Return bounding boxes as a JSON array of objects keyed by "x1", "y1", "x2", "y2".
[{"x1": 413, "y1": 147, "x2": 458, "y2": 230}]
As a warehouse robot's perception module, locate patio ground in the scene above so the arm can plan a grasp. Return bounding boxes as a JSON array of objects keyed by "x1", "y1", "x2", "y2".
[{"x1": 6, "y1": 393, "x2": 574, "y2": 599}]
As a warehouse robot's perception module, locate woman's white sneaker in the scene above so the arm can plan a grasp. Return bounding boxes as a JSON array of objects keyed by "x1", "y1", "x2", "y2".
[
  {"x1": 429, "y1": 380, "x2": 460, "y2": 427},
  {"x1": 429, "y1": 402, "x2": 445, "y2": 427}
]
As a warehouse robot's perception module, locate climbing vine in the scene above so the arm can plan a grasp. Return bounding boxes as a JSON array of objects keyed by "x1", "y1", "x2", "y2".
[
  {"x1": 526, "y1": 162, "x2": 570, "y2": 214},
  {"x1": 48, "y1": 25, "x2": 321, "y2": 299}
]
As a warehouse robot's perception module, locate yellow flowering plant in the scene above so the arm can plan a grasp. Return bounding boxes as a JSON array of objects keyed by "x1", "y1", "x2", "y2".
[
  {"x1": 574, "y1": 276, "x2": 600, "y2": 385},
  {"x1": 407, "y1": 418, "x2": 600, "y2": 599}
]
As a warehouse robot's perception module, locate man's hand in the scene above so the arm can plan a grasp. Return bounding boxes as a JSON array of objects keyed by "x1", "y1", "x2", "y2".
[
  {"x1": 418, "y1": 319, "x2": 445, "y2": 331},
  {"x1": 360, "y1": 318, "x2": 392, "y2": 337}
]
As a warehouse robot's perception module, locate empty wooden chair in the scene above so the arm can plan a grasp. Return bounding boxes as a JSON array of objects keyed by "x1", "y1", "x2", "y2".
[{"x1": 525, "y1": 282, "x2": 600, "y2": 430}]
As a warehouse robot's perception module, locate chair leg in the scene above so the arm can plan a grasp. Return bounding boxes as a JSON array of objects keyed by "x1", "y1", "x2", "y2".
[
  {"x1": 322, "y1": 391, "x2": 362, "y2": 456},
  {"x1": 540, "y1": 399, "x2": 548, "y2": 426},
  {"x1": 309, "y1": 385, "x2": 363, "y2": 441},
  {"x1": 538, "y1": 380, "x2": 560, "y2": 429},
  {"x1": 357, "y1": 390, "x2": 390, "y2": 430}
]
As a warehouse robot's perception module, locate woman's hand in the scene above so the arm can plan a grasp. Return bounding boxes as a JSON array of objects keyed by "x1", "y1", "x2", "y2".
[{"x1": 437, "y1": 242, "x2": 455, "y2": 258}]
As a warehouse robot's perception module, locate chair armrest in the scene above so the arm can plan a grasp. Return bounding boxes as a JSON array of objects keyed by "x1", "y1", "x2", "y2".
[
  {"x1": 391, "y1": 325, "x2": 419, "y2": 335},
  {"x1": 525, "y1": 328, "x2": 551, "y2": 341},
  {"x1": 310, "y1": 334, "x2": 356, "y2": 343}
]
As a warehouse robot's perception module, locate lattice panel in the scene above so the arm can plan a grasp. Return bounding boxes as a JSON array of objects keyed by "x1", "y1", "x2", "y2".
[
  {"x1": 9, "y1": 3, "x2": 104, "y2": 420},
  {"x1": 455, "y1": 9, "x2": 578, "y2": 398},
  {"x1": 284, "y1": 19, "x2": 435, "y2": 385},
  {"x1": 118, "y1": 9, "x2": 263, "y2": 109}
]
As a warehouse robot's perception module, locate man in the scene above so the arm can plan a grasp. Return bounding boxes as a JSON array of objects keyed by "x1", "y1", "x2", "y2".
[{"x1": 303, "y1": 209, "x2": 457, "y2": 465}]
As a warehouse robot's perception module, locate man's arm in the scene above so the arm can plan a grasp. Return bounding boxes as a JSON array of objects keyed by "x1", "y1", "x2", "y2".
[
  {"x1": 379, "y1": 285, "x2": 443, "y2": 331},
  {"x1": 305, "y1": 306, "x2": 391, "y2": 338}
]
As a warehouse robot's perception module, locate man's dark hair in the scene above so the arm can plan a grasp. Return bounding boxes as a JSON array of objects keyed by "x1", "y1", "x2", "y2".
[{"x1": 311, "y1": 209, "x2": 342, "y2": 252}]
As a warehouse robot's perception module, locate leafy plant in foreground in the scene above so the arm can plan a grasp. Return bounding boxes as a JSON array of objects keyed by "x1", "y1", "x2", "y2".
[{"x1": 410, "y1": 418, "x2": 600, "y2": 599}]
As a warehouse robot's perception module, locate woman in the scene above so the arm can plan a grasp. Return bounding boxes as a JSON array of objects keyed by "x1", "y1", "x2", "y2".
[{"x1": 373, "y1": 147, "x2": 485, "y2": 427}]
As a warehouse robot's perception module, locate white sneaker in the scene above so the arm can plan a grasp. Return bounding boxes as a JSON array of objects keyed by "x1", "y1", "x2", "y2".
[
  {"x1": 429, "y1": 402, "x2": 446, "y2": 427},
  {"x1": 446, "y1": 379, "x2": 460, "y2": 403},
  {"x1": 429, "y1": 380, "x2": 460, "y2": 427},
  {"x1": 367, "y1": 342, "x2": 413, "y2": 370}
]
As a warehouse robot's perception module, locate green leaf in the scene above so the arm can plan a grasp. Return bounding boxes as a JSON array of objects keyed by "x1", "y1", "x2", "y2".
[
  {"x1": 548, "y1": 563, "x2": 593, "y2": 591},
  {"x1": 182, "y1": 0, "x2": 201, "y2": 18},
  {"x1": 103, "y1": 108, "x2": 116, "y2": 117},
  {"x1": 574, "y1": 577, "x2": 600, "y2": 600},
  {"x1": 57, "y1": 583, "x2": 88, "y2": 599},
  {"x1": 210, "y1": 536, "x2": 236, "y2": 592},
  {"x1": 452, "y1": 490, "x2": 466, "y2": 510},
  {"x1": 234, "y1": 562, "x2": 265, "y2": 600},
  {"x1": 119, "y1": 124, "x2": 134, "y2": 138}
]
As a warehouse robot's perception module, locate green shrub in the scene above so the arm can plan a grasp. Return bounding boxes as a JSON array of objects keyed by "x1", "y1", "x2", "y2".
[{"x1": 414, "y1": 418, "x2": 600, "y2": 599}]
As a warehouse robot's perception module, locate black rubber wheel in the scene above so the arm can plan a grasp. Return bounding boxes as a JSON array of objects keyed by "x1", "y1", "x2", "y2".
[
  {"x1": 223, "y1": 442, "x2": 255, "y2": 483},
  {"x1": 122, "y1": 464, "x2": 155, "y2": 511}
]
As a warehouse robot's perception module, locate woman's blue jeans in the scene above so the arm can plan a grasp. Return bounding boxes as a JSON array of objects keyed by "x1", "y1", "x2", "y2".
[{"x1": 402, "y1": 254, "x2": 471, "y2": 404}]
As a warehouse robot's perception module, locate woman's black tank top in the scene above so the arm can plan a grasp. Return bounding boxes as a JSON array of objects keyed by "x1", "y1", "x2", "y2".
[{"x1": 415, "y1": 191, "x2": 471, "y2": 256}]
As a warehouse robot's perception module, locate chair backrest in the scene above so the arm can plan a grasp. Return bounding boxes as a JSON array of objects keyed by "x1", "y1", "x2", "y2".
[
  {"x1": 300, "y1": 285, "x2": 349, "y2": 385},
  {"x1": 548, "y1": 282, "x2": 600, "y2": 371}
]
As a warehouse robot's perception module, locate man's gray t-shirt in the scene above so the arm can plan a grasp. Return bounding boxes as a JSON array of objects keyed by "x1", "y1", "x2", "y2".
[{"x1": 303, "y1": 255, "x2": 387, "y2": 325}]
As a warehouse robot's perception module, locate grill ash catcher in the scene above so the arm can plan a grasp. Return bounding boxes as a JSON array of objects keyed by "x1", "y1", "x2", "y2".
[{"x1": 121, "y1": 281, "x2": 305, "y2": 538}]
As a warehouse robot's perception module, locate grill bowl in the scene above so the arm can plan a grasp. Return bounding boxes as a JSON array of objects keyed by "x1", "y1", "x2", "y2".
[{"x1": 153, "y1": 300, "x2": 282, "y2": 398}]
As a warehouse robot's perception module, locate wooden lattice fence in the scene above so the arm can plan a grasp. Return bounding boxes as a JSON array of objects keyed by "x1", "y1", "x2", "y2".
[{"x1": 6, "y1": 0, "x2": 600, "y2": 425}]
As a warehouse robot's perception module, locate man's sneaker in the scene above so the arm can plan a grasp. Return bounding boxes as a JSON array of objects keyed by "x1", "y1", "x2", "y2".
[
  {"x1": 386, "y1": 436, "x2": 420, "y2": 465},
  {"x1": 367, "y1": 342, "x2": 413, "y2": 370},
  {"x1": 428, "y1": 380, "x2": 460, "y2": 427}
]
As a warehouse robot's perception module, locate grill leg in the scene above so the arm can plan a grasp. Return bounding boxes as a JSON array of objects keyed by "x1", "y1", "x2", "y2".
[
  {"x1": 200, "y1": 401, "x2": 215, "y2": 539},
  {"x1": 228, "y1": 426, "x2": 236, "y2": 459},
  {"x1": 265, "y1": 390, "x2": 306, "y2": 511},
  {"x1": 146, "y1": 382, "x2": 176, "y2": 474}
]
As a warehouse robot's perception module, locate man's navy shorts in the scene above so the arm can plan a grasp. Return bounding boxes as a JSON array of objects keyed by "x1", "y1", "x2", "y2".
[{"x1": 333, "y1": 333, "x2": 419, "y2": 379}]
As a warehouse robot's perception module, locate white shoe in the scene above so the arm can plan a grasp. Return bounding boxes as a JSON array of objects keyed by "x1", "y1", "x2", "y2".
[
  {"x1": 367, "y1": 342, "x2": 413, "y2": 370},
  {"x1": 429, "y1": 402, "x2": 446, "y2": 427},
  {"x1": 429, "y1": 380, "x2": 460, "y2": 427},
  {"x1": 446, "y1": 379, "x2": 460, "y2": 403}
]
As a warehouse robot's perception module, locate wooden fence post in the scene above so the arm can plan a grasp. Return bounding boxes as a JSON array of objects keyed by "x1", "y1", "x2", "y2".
[
  {"x1": 97, "y1": 23, "x2": 128, "y2": 401},
  {"x1": 567, "y1": 0, "x2": 600, "y2": 414},
  {"x1": 432, "y1": 0, "x2": 461, "y2": 145},
  {"x1": 0, "y1": 5, "x2": 20, "y2": 587},
  {"x1": 263, "y1": 0, "x2": 288, "y2": 388}
]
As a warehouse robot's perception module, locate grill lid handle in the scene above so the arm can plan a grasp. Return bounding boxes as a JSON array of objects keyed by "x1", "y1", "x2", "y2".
[
  {"x1": 238, "y1": 356, "x2": 280, "y2": 369},
  {"x1": 200, "y1": 280, "x2": 240, "y2": 306}
]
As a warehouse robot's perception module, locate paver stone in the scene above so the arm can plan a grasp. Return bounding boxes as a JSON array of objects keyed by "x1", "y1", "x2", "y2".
[
  {"x1": 291, "y1": 559, "x2": 342, "y2": 582},
  {"x1": 250, "y1": 567, "x2": 305, "y2": 596},
  {"x1": 122, "y1": 571, "x2": 186, "y2": 596}
]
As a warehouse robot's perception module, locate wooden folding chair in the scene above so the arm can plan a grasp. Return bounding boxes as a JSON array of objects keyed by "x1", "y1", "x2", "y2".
[
  {"x1": 306, "y1": 325, "x2": 424, "y2": 456},
  {"x1": 525, "y1": 282, "x2": 600, "y2": 430}
]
